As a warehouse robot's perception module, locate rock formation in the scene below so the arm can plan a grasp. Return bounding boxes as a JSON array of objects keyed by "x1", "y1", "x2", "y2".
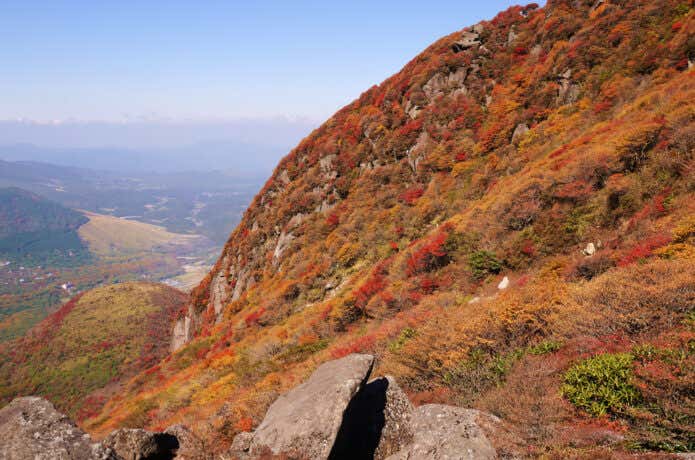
[
  {"x1": 229, "y1": 354, "x2": 523, "y2": 460},
  {"x1": 0, "y1": 355, "x2": 525, "y2": 459},
  {"x1": 0, "y1": 397, "x2": 201, "y2": 460},
  {"x1": 0, "y1": 397, "x2": 117, "y2": 460},
  {"x1": 102, "y1": 428, "x2": 179, "y2": 460},
  {"x1": 247, "y1": 353, "x2": 375, "y2": 458}
]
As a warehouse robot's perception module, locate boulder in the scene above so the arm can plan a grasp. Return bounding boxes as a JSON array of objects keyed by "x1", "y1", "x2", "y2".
[
  {"x1": 248, "y1": 353, "x2": 375, "y2": 458},
  {"x1": 452, "y1": 30, "x2": 481, "y2": 52},
  {"x1": 386, "y1": 405, "x2": 504, "y2": 460},
  {"x1": 582, "y1": 242, "x2": 596, "y2": 256},
  {"x1": 328, "y1": 375, "x2": 414, "y2": 460},
  {"x1": 164, "y1": 425, "x2": 206, "y2": 460},
  {"x1": 102, "y1": 428, "x2": 179, "y2": 460},
  {"x1": 557, "y1": 69, "x2": 580, "y2": 104},
  {"x1": 373, "y1": 376, "x2": 414, "y2": 459},
  {"x1": 498, "y1": 276, "x2": 510, "y2": 290},
  {"x1": 0, "y1": 396, "x2": 117, "y2": 460},
  {"x1": 511, "y1": 123, "x2": 529, "y2": 145},
  {"x1": 225, "y1": 431, "x2": 254, "y2": 460}
]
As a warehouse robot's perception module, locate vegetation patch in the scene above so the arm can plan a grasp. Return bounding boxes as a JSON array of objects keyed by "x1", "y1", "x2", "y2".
[{"x1": 563, "y1": 353, "x2": 640, "y2": 417}]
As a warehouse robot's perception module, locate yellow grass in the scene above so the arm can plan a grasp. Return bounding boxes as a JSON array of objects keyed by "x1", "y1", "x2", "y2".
[{"x1": 78, "y1": 211, "x2": 201, "y2": 257}]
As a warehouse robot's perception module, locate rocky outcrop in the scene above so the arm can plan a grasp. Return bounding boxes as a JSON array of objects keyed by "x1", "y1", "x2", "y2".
[
  {"x1": 102, "y1": 428, "x2": 179, "y2": 460},
  {"x1": 556, "y1": 68, "x2": 580, "y2": 105},
  {"x1": 511, "y1": 123, "x2": 529, "y2": 145},
  {"x1": 171, "y1": 314, "x2": 193, "y2": 352},
  {"x1": 0, "y1": 397, "x2": 206, "y2": 460},
  {"x1": 0, "y1": 397, "x2": 117, "y2": 460},
  {"x1": 385, "y1": 405, "x2": 508, "y2": 460},
  {"x1": 451, "y1": 29, "x2": 482, "y2": 52},
  {"x1": 229, "y1": 354, "x2": 522, "y2": 460},
  {"x1": 247, "y1": 353, "x2": 374, "y2": 458},
  {"x1": 164, "y1": 425, "x2": 206, "y2": 460},
  {"x1": 422, "y1": 68, "x2": 468, "y2": 101}
]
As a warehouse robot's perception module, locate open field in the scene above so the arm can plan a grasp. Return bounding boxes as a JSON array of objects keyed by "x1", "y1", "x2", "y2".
[{"x1": 78, "y1": 211, "x2": 206, "y2": 257}]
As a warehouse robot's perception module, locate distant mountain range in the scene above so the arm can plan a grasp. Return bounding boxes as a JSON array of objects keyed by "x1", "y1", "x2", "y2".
[
  {"x1": 0, "y1": 142, "x2": 283, "y2": 174},
  {"x1": 0, "y1": 118, "x2": 317, "y2": 174}
]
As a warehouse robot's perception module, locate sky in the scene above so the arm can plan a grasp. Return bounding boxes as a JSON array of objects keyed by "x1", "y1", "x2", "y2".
[{"x1": 0, "y1": 0, "x2": 527, "y2": 125}]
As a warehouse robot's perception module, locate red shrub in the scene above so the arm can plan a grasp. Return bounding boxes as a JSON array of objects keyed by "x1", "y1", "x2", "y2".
[
  {"x1": 399, "y1": 119, "x2": 423, "y2": 136},
  {"x1": 617, "y1": 234, "x2": 670, "y2": 267},
  {"x1": 549, "y1": 145, "x2": 568, "y2": 159},
  {"x1": 420, "y1": 276, "x2": 439, "y2": 294},
  {"x1": 244, "y1": 307, "x2": 266, "y2": 327},
  {"x1": 235, "y1": 416, "x2": 254, "y2": 432},
  {"x1": 406, "y1": 232, "x2": 449, "y2": 276},
  {"x1": 325, "y1": 212, "x2": 340, "y2": 228},
  {"x1": 400, "y1": 186, "x2": 425, "y2": 205},
  {"x1": 521, "y1": 241, "x2": 536, "y2": 256},
  {"x1": 353, "y1": 264, "x2": 388, "y2": 310},
  {"x1": 331, "y1": 334, "x2": 376, "y2": 359},
  {"x1": 593, "y1": 100, "x2": 613, "y2": 114}
]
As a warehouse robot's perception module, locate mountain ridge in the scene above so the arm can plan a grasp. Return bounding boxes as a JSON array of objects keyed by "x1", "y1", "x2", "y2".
[{"x1": 70, "y1": 0, "x2": 695, "y2": 456}]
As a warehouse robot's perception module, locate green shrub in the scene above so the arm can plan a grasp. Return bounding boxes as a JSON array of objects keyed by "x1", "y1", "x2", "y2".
[
  {"x1": 528, "y1": 340, "x2": 563, "y2": 355},
  {"x1": 562, "y1": 353, "x2": 640, "y2": 416},
  {"x1": 468, "y1": 250, "x2": 502, "y2": 280},
  {"x1": 277, "y1": 338, "x2": 329, "y2": 363},
  {"x1": 389, "y1": 327, "x2": 416, "y2": 352}
]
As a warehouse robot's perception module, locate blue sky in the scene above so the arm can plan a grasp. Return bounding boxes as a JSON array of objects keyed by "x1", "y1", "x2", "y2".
[{"x1": 0, "y1": 1, "x2": 528, "y2": 123}]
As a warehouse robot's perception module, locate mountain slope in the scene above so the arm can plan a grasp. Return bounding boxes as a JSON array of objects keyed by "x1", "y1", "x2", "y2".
[
  {"x1": 87, "y1": 0, "x2": 694, "y2": 455},
  {"x1": 0, "y1": 282, "x2": 186, "y2": 421},
  {"x1": 0, "y1": 187, "x2": 88, "y2": 258}
]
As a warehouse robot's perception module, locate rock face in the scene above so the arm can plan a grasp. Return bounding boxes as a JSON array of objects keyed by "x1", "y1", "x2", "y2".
[
  {"x1": 248, "y1": 353, "x2": 374, "y2": 458},
  {"x1": 230, "y1": 354, "x2": 522, "y2": 460},
  {"x1": 452, "y1": 29, "x2": 481, "y2": 52},
  {"x1": 0, "y1": 397, "x2": 116, "y2": 460},
  {"x1": 385, "y1": 405, "x2": 500, "y2": 460},
  {"x1": 102, "y1": 428, "x2": 179, "y2": 460},
  {"x1": 164, "y1": 425, "x2": 206, "y2": 460},
  {"x1": 511, "y1": 123, "x2": 529, "y2": 145},
  {"x1": 370, "y1": 377, "x2": 414, "y2": 459}
]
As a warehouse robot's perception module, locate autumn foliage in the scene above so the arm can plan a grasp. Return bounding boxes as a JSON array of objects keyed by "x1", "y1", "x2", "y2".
[{"x1": 64, "y1": 1, "x2": 695, "y2": 456}]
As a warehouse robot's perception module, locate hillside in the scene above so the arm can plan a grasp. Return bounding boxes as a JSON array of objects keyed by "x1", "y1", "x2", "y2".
[
  {"x1": 0, "y1": 282, "x2": 186, "y2": 421},
  {"x1": 0, "y1": 204, "x2": 207, "y2": 343},
  {"x1": 85, "y1": 0, "x2": 694, "y2": 456},
  {"x1": 0, "y1": 187, "x2": 88, "y2": 259}
]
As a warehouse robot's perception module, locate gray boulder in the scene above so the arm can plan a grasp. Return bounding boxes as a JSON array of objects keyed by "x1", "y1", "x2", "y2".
[
  {"x1": 371, "y1": 376, "x2": 414, "y2": 459},
  {"x1": 511, "y1": 123, "x2": 529, "y2": 145},
  {"x1": 164, "y1": 425, "x2": 207, "y2": 459},
  {"x1": 224, "y1": 432, "x2": 253, "y2": 460},
  {"x1": 102, "y1": 428, "x2": 179, "y2": 460},
  {"x1": 327, "y1": 374, "x2": 414, "y2": 459},
  {"x1": 248, "y1": 353, "x2": 374, "y2": 458},
  {"x1": 452, "y1": 30, "x2": 481, "y2": 52},
  {"x1": 227, "y1": 355, "x2": 523, "y2": 460},
  {"x1": 386, "y1": 405, "x2": 516, "y2": 460},
  {"x1": 0, "y1": 396, "x2": 117, "y2": 460}
]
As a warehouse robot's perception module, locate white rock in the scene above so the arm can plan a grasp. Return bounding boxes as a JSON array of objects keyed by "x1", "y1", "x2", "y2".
[
  {"x1": 582, "y1": 242, "x2": 596, "y2": 256},
  {"x1": 497, "y1": 276, "x2": 509, "y2": 290}
]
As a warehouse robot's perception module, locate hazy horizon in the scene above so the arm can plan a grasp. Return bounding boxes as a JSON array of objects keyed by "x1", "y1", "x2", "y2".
[
  {"x1": 1, "y1": 1, "x2": 524, "y2": 122},
  {"x1": 0, "y1": 1, "x2": 526, "y2": 172}
]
